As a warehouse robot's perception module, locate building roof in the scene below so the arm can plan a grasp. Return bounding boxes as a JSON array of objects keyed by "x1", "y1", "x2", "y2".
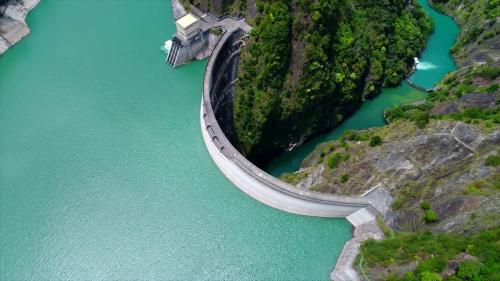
[{"x1": 176, "y1": 13, "x2": 198, "y2": 29}]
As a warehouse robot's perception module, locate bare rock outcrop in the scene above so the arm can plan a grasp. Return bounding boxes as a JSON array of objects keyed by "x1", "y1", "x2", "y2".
[
  {"x1": 286, "y1": 120, "x2": 500, "y2": 234},
  {"x1": 0, "y1": 0, "x2": 39, "y2": 55}
]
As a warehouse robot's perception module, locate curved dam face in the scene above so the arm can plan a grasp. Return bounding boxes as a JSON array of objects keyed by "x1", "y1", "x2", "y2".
[{"x1": 200, "y1": 28, "x2": 389, "y2": 219}]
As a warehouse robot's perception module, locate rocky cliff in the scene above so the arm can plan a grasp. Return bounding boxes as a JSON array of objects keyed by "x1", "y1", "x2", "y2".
[
  {"x1": 284, "y1": 120, "x2": 499, "y2": 233},
  {"x1": 281, "y1": 0, "x2": 500, "y2": 232},
  {"x1": 279, "y1": 0, "x2": 499, "y2": 279}
]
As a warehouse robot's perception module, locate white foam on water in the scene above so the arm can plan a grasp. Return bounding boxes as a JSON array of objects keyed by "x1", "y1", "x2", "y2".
[{"x1": 416, "y1": 61, "x2": 438, "y2": 70}]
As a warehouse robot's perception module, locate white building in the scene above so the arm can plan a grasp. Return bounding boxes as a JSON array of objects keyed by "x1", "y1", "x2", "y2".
[{"x1": 175, "y1": 13, "x2": 200, "y2": 42}]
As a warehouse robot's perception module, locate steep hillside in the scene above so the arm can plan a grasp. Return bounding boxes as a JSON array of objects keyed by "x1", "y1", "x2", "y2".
[
  {"x1": 232, "y1": 0, "x2": 433, "y2": 166},
  {"x1": 284, "y1": 56, "x2": 499, "y2": 234},
  {"x1": 284, "y1": 73, "x2": 499, "y2": 279},
  {"x1": 280, "y1": 0, "x2": 499, "y2": 279}
]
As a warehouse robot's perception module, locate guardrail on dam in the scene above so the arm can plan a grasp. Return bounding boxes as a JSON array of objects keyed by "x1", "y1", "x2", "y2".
[{"x1": 200, "y1": 28, "x2": 390, "y2": 220}]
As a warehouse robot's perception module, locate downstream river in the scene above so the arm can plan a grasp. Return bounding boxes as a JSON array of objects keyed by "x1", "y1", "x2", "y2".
[
  {"x1": 0, "y1": 1, "x2": 350, "y2": 280},
  {"x1": 267, "y1": 0, "x2": 459, "y2": 176}
]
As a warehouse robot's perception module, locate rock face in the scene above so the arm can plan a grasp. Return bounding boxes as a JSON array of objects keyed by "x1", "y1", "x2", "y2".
[
  {"x1": 287, "y1": 120, "x2": 500, "y2": 234},
  {"x1": 0, "y1": 0, "x2": 39, "y2": 55}
]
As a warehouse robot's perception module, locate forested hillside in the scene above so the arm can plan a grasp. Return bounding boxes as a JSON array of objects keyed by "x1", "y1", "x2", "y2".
[
  {"x1": 279, "y1": 0, "x2": 499, "y2": 280},
  {"x1": 232, "y1": 0, "x2": 433, "y2": 166}
]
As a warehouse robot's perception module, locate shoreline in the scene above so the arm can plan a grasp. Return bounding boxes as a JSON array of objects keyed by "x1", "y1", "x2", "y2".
[
  {"x1": 0, "y1": 0, "x2": 40, "y2": 55},
  {"x1": 331, "y1": 221, "x2": 384, "y2": 281}
]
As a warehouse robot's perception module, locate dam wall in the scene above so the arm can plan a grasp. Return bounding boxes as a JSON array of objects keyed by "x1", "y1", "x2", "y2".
[
  {"x1": 199, "y1": 23, "x2": 391, "y2": 281},
  {"x1": 200, "y1": 28, "x2": 391, "y2": 219}
]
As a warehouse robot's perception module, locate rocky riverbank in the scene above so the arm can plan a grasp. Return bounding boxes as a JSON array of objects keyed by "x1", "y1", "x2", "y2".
[
  {"x1": 285, "y1": 119, "x2": 499, "y2": 231},
  {"x1": 0, "y1": 0, "x2": 39, "y2": 55},
  {"x1": 171, "y1": 0, "x2": 186, "y2": 20}
]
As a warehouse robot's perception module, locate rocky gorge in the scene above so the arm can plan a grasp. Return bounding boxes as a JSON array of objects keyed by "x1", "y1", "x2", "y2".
[{"x1": 279, "y1": 0, "x2": 499, "y2": 279}]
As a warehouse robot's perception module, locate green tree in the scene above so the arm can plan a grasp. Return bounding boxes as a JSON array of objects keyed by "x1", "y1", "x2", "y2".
[
  {"x1": 327, "y1": 153, "x2": 343, "y2": 169},
  {"x1": 421, "y1": 201, "x2": 431, "y2": 210},
  {"x1": 369, "y1": 135, "x2": 382, "y2": 147},
  {"x1": 420, "y1": 271, "x2": 442, "y2": 281},
  {"x1": 340, "y1": 173, "x2": 349, "y2": 183},
  {"x1": 424, "y1": 210, "x2": 438, "y2": 223},
  {"x1": 456, "y1": 261, "x2": 482, "y2": 281},
  {"x1": 485, "y1": 155, "x2": 500, "y2": 167}
]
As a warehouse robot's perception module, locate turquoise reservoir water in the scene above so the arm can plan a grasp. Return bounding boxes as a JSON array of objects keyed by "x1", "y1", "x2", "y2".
[
  {"x1": 409, "y1": 0, "x2": 459, "y2": 89},
  {"x1": 267, "y1": 0, "x2": 459, "y2": 176},
  {"x1": 0, "y1": 1, "x2": 351, "y2": 280}
]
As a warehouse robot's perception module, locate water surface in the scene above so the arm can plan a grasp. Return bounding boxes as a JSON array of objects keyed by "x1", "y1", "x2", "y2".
[
  {"x1": 409, "y1": 0, "x2": 459, "y2": 89},
  {"x1": 0, "y1": 1, "x2": 351, "y2": 280}
]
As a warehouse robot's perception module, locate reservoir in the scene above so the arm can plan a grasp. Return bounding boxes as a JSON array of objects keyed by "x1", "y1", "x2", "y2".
[
  {"x1": 0, "y1": 1, "x2": 350, "y2": 280},
  {"x1": 267, "y1": 0, "x2": 459, "y2": 176}
]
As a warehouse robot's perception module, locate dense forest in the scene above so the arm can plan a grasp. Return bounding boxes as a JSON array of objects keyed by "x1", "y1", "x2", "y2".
[{"x1": 229, "y1": 0, "x2": 433, "y2": 166}]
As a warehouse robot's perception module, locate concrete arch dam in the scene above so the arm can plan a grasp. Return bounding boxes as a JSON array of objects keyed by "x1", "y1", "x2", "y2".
[{"x1": 200, "y1": 28, "x2": 390, "y2": 222}]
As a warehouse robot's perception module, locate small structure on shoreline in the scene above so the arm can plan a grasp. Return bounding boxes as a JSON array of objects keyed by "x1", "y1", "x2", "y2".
[
  {"x1": 161, "y1": 4, "x2": 250, "y2": 68},
  {"x1": 162, "y1": 13, "x2": 208, "y2": 67}
]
